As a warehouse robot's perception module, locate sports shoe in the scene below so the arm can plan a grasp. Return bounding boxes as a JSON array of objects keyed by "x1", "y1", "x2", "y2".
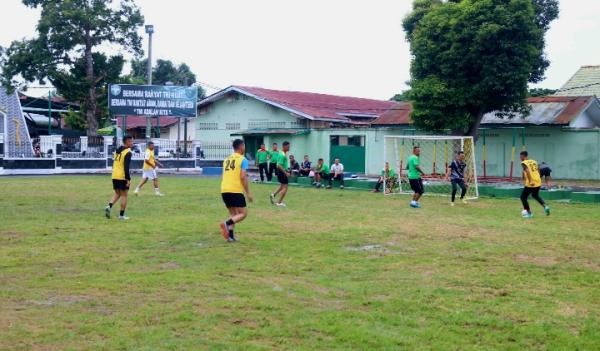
[
  {"x1": 450, "y1": 202, "x2": 455, "y2": 207},
  {"x1": 118, "y1": 215, "x2": 130, "y2": 221},
  {"x1": 134, "y1": 188, "x2": 139, "y2": 196},
  {"x1": 312, "y1": 182, "x2": 317, "y2": 186},
  {"x1": 544, "y1": 206, "x2": 550, "y2": 216},
  {"x1": 326, "y1": 185, "x2": 332, "y2": 189},
  {"x1": 219, "y1": 222, "x2": 230, "y2": 241},
  {"x1": 155, "y1": 192, "x2": 165, "y2": 197},
  {"x1": 229, "y1": 232, "x2": 237, "y2": 242},
  {"x1": 410, "y1": 202, "x2": 418, "y2": 208},
  {"x1": 104, "y1": 206, "x2": 111, "y2": 219},
  {"x1": 269, "y1": 193, "x2": 275, "y2": 205},
  {"x1": 522, "y1": 213, "x2": 533, "y2": 219},
  {"x1": 340, "y1": 185, "x2": 344, "y2": 189},
  {"x1": 276, "y1": 202, "x2": 287, "y2": 207},
  {"x1": 462, "y1": 199, "x2": 468, "y2": 204}
]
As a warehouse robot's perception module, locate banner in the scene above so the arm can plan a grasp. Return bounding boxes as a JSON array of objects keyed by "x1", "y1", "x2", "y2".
[{"x1": 108, "y1": 84, "x2": 198, "y2": 117}]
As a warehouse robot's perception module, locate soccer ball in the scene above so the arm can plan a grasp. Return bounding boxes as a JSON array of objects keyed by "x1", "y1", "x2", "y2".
[{"x1": 521, "y1": 210, "x2": 529, "y2": 217}]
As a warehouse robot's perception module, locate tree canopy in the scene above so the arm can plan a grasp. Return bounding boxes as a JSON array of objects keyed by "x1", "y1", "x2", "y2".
[
  {"x1": 0, "y1": 0, "x2": 144, "y2": 135},
  {"x1": 402, "y1": 0, "x2": 559, "y2": 139},
  {"x1": 127, "y1": 58, "x2": 206, "y2": 99}
]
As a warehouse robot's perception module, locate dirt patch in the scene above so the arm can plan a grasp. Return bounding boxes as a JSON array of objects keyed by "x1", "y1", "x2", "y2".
[
  {"x1": 27, "y1": 295, "x2": 91, "y2": 307},
  {"x1": 159, "y1": 262, "x2": 181, "y2": 270},
  {"x1": 515, "y1": 254, "x2": 557, "y2": 266},
  {"x1": 346, "y1": 244, "x2": 398, "y2": 254},
  {"x1": 0, "y1": 231, "x2": 29, "y2": 240}
]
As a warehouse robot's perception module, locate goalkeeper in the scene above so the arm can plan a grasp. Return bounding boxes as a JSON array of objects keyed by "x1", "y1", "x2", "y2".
[{"x1": 446, "y1": 151, "x2": 468, "y2": 205}]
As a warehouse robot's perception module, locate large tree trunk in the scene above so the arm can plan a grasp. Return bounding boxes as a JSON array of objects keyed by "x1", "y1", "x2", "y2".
[
  {"x1": 84, "y1": 32, "x2": 98, "y2": 136},
  {"x1": 466, "y1": 109, "x2": 485, "y2": 143}
]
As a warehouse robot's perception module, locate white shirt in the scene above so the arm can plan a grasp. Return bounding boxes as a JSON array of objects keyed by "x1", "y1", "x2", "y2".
[{"x1": 331, "y1": 163, "x2": 344, "y2": 174}]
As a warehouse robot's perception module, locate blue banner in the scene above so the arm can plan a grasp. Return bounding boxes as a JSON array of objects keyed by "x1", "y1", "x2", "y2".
[{"x1": 108, "y1": 84, "x2": 198, "y2": 117}]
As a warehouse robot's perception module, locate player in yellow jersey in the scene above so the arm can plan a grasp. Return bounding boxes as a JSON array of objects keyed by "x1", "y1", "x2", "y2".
[
  {"x1": 520, "y1": 151, "x2": 550, "y2": 218},
  {"x1": 105, "y1": 135, "x2": 133, "y2": 220},
  {"x1": 220, "y1": 139, "x2": 253, "y2": 242},
  {"x1": 134, "y1": 141, "x2": 165, "y2": 196}
]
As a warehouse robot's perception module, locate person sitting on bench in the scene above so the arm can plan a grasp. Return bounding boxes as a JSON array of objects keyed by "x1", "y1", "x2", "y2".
[
  {"x1": 373, "y1": 162, "x2": 397, "y2": 193},
  {"x1": 313, "y1": 158, "x2": 329, "y2": 188},
  {"x1": 300, "y1": 155, "x2": 312, "y2": 177},
  {"x1": 289, "y1": 155, "x2": 300, "y2": 176},
  {"x1": 328, "y1": 158, "x2": 345, "y2": 189}
]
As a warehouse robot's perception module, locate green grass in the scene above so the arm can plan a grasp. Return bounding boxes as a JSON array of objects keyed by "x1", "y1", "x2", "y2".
[{"x1": 1, "y1": 175, "x2": 599, "y2": 350}]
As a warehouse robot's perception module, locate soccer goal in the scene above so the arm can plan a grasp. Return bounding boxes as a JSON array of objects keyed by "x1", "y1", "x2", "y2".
[{"x1": 383, "y1": 135, "x2": 479, "y2": 199}]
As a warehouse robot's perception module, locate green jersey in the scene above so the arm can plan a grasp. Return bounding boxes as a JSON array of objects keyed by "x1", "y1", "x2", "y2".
[
  {"x1": 276, "y1": 151, "x2": 288, "y2": 170},
  {"x1": 268, "y1": 150, "x2": 279, "y2": 164},
  {"x1": 407, "y1": 155, "x2": 421, "y2": 179},
  {"x1": 317, "y1": 163, "x2": 329, "y2": 174},
  {"x1": 256, "y1": 149, "x2": 268, "y2": 164},
  {"x1": 381, "y1": 168, "x2": 396, "y2": 178}
]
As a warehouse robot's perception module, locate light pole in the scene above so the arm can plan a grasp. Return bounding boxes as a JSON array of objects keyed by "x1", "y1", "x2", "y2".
[{"x1": 145, "y1": 24, "x2": 154, "y2": 141}]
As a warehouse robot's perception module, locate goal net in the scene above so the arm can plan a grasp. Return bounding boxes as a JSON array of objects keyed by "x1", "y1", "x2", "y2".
[{"x1": 383, "y1": 135, "x2": 479, "y2": 199}]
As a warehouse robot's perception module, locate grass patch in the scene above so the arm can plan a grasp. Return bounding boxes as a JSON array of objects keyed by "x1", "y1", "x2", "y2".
[{"x1": 1, "y1": 175, "x2": 599, "y2": 350}]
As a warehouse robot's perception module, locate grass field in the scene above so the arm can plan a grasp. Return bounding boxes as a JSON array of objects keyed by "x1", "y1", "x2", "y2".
[{"x1": 1, "y1": 175, "x2": 599, "y2": 350}]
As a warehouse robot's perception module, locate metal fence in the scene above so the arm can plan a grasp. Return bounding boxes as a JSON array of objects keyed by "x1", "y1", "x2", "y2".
[
  {"x1": 201, "y1": 141, "x2": 231, "y2": 160},
  {"x1": 61, "y1": 136, "x2": 105, "y2": 159},
  {"x1": 131, "y1": 139, "x2": 196, "y2": 159}
]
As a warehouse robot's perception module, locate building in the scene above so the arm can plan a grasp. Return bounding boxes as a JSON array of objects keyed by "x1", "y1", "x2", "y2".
[
  {"x1": 554, "y1": 65, "x2": 600, "y2": 97},
  {"x1": 196, "y1": 82, "x2": 600, "y2": 179},
  {"x1": 195, "y1": 86, "x2": 411, "y2": 173}
]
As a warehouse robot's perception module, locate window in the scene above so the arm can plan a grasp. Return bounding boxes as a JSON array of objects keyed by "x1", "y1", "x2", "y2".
[
  {"x1": 226, "y1": 122, "x2": 241, "y2": 130},
  {"x1": 198, "y1": 122, "x2": 218, "y2": 130},
  {"x1": 330, "y1": 135, "x2": 365, "y2": 146}
]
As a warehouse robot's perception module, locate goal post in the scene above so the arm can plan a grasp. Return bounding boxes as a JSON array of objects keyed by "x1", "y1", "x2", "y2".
[{"x1": 383, "y1": 135, "x2": 479, "y2": 199}]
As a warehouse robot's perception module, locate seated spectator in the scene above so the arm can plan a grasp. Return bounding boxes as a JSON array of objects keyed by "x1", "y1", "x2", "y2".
[
  {"x1": 313, "y1": 158, "x2": 329, "y2": 188},
  {"x1": 373, "y1": 162, "x2": 397, "y2": 193},
  {"x1": 300, "y1": 155, "x2": 312, "y2": 177},
  {"x1": 289, "y1": 155, "x2": 300, "y2": 176},
  {"x1": 328, "y1": 158, "x2": 345, "y2": 189}
]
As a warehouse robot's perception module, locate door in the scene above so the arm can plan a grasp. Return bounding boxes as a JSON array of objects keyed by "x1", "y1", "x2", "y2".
[
  {"x1": 329, "y1": 135, "x2": 366, "y2": 173},
  {"x1": 243, "y1": 136, "x2": 264, "y2": 164}
]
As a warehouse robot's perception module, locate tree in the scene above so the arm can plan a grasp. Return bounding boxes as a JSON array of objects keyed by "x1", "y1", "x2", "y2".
[
  {"x1": 127, "y1": 58, "x2": 206, "y2": 99},
  {"x1": 528, "y1": 87, "x2": 557, "y2": 97},
  {"x1": 390, "y1": 90, "x2": 412, "y2": 102},
  {"x1": 0, "y1": 0, "x2": 144, "y2": 135},
  {"x1": 403, "y1": 0, "x2": 559, "y2": 140}
]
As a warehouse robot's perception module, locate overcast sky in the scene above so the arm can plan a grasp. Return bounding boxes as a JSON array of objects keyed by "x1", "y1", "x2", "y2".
[{"x1": 1, "y1": 0, "x2": 599, "y2": 99}]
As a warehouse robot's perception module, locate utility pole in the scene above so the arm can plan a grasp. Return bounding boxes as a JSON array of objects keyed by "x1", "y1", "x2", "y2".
[
  {"x1": 145, "y1": 24, "x2": 154, "y2": 141},
  {"x1": 47, "y1": 90, "x2": 52, "y2": 135}
]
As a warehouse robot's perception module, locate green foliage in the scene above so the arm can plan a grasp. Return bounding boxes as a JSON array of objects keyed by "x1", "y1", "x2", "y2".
[
  {"x1": 128, "y1": 58, "x2": 206, "y2": 99},
  {"x1": 528, "y1": 87, "x2": 557, "y2": 97},
  {"x1": 62, "y1": 107, "x2": 87, "y2": 131},
  {"x1": 1, "y1": 176, "x2": 600, "y2": 349},
  {"x1": 0, "y1": 0, "x2": 144, "y2": 135},
  {"x1": 390, "y1": 90, "x2": 412, "y2": 102},
  {"x1": 403, "y1": 0, "x2": 559, "y2": 138}
]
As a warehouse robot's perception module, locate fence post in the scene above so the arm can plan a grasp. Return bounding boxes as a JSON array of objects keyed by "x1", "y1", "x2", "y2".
[
  {"x1": 103, "y1": 136, "x2": 113, "y2": 169},
  {"x1": 80, "y1": 136, "x2": 88, "y2": 153}
]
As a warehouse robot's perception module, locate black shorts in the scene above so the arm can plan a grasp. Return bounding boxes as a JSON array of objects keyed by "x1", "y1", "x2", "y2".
[
  {"x1": 540, "y1": 168, "x2": 551, "y2": 177},
  {"x1": 112, "y1": 179, "x2": 129, "y2": 190},
  {"x1": 222, "y1": 193, "x2": 246, "y2": 208},
  {"x1": 276, "y1": 170, "x2": 289, "y2": 184},
  {"x1": 409, "y1": 178, "x2": 425, "y2": 195}
]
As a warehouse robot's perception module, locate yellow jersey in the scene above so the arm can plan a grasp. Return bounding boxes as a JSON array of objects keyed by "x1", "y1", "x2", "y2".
[
  {"x1": 220, "y1": 152, "x2": 248, "y2": 194},
  {"x1": 112, "y1": 147, "x2": 131, "y2": 180},
  {"x1": 522, "y1": 159, "x2": 542, "y2": 188},
  {"x1": 143, "y1": 148, "x2": 156, "y2": 170}
]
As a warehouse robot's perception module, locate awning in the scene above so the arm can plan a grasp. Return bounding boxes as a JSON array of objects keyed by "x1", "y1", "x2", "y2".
[{"x1": 231, "y1": 129, "x2": 310, "y2": 136}]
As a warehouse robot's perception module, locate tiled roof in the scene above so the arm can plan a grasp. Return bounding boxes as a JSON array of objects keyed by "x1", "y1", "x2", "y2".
[
  {"x1": 202, "y1": 86, "x2": 397, "y2": 123},
  {"x1": 482, "y1": 96, "x2": 596, "y2": 125},
  {"x1": 125, "y1": 116, "x2": 178, "y2": 130},
  {"x1": 555, "y1": 65, "x2": 600, "y2": 97},
  {"x1": 371, "y1": 102, "x2": 412, "y2": 125}
]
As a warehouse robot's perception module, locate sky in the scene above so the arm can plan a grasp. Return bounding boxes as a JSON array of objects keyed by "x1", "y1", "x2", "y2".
[{"x1": 1, "y1": 0, "x2": 599, "y2": 99}]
